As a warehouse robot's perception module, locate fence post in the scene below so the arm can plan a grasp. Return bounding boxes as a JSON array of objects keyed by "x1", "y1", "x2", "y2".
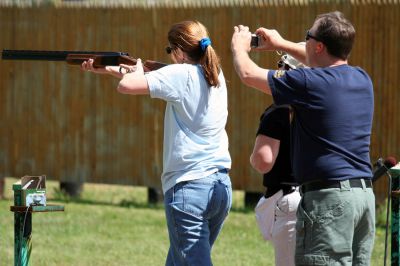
[{"x1": 391, "y1": 167, "x2": 400, "y2": 266}]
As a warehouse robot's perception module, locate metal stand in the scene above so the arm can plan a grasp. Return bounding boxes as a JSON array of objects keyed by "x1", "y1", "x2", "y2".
[
  {"x1": 391, "y1": 168, "x2": 400, "y2": 266},
  {"x1": 10, "y1": 182, "x2": 64, "y2": 266},
  {"x1": 384, "y1": 171, "x2": 393, "y2": 266}
]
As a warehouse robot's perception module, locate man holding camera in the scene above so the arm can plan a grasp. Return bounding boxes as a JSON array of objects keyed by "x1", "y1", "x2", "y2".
[{"x1": 231, "y1": 11, "x2": 375, "y2": 265}]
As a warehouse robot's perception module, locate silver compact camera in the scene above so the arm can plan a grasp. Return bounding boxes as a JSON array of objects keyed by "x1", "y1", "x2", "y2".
[{"x1": 251, "y1": 34, "x2": 259, "y2": 48}]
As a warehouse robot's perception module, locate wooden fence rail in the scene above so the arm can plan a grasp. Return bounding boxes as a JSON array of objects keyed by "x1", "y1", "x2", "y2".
[{"x1": 0, "y1": 2, "x2": 398, "y2": 200}]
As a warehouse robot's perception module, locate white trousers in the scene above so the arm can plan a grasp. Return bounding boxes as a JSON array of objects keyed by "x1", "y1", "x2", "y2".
[{"x1": 255, "y1": 188, "x2": 301, "y2": 266}]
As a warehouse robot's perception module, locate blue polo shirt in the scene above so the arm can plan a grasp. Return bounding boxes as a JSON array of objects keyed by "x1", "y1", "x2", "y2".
[{"x1": 268, "y1": 65, "x2": 374, "y2": 184}]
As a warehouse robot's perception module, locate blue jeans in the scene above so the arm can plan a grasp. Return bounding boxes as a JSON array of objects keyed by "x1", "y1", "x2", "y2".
[{"x1": 164, "y1": 170, "x2": 232, "y2": 266}]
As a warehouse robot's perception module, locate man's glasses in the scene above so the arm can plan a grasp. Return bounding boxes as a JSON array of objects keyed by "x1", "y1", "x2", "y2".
[
  {"x1": 165, "y1": 46, "x2": 173, "y2": 54},
  {"x1": 305, "y1": 30, "x2": 322, "y2": 42}
]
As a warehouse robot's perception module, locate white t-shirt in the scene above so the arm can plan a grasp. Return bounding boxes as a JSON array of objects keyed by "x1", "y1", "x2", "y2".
[{"x1": 145, "y1": 63, "x2": 231, "y2": 193}]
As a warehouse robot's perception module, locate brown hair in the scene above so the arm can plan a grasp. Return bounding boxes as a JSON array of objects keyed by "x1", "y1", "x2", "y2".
[
  {"x1": 314, "y1": 11, "x2": 355, "y2": 60},
  {"x1": 168, "y1": 20, "x2": 221, "y2": 87}
]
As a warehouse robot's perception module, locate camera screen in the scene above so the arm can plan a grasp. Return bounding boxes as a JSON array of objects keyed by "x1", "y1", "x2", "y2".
[{"x1": 251, "y1": 34, "x2": 259, "y2": 48}]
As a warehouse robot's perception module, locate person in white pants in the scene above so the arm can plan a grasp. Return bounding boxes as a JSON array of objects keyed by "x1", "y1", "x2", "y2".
[{"x1": 250, "y1": 53, "x2": 303, "y2": 266}]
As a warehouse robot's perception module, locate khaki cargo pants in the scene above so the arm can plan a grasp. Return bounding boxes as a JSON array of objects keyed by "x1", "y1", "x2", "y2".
[{"x1": 295, "y1": 179, "x2": 375, "y2": 265}]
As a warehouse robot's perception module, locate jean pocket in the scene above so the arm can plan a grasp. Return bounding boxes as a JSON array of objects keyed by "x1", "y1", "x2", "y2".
[
  {"x1": 224, "y1": 183, "x2": 232, "y2": 216},
  {"x1": 177, "y1": 182, "x2": 212, "y2": 217},
  {"x1": 276, "y1": 195, "x2": 289, "y2": 216}
]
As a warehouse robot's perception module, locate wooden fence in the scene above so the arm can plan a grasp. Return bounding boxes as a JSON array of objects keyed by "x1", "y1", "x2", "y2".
[{"x1": 0, "y1": 1, "x2": 399, "y2": 200}]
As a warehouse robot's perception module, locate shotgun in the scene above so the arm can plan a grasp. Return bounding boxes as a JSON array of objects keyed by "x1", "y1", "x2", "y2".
[{"x1": 1, "y1": 49, "x2": 167, "y2": 72}]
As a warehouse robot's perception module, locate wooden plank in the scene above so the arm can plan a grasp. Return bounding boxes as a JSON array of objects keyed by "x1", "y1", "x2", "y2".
[{"x1": 0, "y1": 3, "x2": 399, "y2": 199}]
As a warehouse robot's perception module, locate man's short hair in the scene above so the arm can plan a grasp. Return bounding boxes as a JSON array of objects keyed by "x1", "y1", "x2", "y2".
[{"x1": 314, "y1": 11, "x2": 355, "y2": 60}]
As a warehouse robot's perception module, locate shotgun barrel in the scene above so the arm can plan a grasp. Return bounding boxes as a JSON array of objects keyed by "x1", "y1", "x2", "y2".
[
  {"x1": 1, "y1": 50, "x2": 130, "y2": 61},
  {"x1": 1, "y1": 49, "x2": 167, "y2": 71}
]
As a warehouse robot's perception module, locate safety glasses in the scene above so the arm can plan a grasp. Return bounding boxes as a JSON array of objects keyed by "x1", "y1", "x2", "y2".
[{"x1": 305, "y1": 30, "x2": 322, "y2": 42}]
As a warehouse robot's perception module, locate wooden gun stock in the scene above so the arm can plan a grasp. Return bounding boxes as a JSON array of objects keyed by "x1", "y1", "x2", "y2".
[
  {"x1": 66, "y1": 54, "x2": 167, "y2": 72},
  {"x1": 2, "y1": 49, "x2": 168, "y2": 72}
]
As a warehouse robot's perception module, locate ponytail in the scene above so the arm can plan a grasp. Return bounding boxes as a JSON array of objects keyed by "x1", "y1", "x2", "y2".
[
  {"x1": 168, "y1": 21, "x2": 221, "y2": 87},
  {"x1": 199, "y1": 38, "x2": 220, "y2": 87}
]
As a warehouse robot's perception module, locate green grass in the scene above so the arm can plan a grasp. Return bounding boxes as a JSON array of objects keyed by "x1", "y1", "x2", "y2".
[{"x1": 0, "y1": 177, "x2": 389, "y2": 265}]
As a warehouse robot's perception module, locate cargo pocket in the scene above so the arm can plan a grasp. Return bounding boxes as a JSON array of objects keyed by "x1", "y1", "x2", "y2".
[
  {"x1": 295, "y1": 202, "x2": 314, "y2": 255},
  {"x1": 296, "y1": 198, "x2": 352, "y2": 265},
  {"x1": 295, "y1": 254, "x2": 330, "y2": 265}
]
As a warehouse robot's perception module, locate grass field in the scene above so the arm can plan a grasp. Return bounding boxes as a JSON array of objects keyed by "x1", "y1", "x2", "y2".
[{"x1": 0, "y1": 177, "x2": 389, "y2": 265}]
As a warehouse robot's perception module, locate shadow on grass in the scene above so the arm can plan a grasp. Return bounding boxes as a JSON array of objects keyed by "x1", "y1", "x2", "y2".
[
  {"x1": 48, "y1": 188, "x2": 254, "y2": 213},
  {"x1": 48, "y1": 188, "x2": 163, "y2": 210}
]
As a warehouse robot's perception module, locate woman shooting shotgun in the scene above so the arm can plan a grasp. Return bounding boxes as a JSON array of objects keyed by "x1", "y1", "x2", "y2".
[{"x1": 81, "y1": 20, "x2": 232, "y2": 266}]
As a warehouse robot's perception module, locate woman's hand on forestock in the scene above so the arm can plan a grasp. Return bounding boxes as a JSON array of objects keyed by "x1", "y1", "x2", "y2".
[
  {"x1": 134, "y1": 58, "x2": 145, "y2": 75},
  {"x1": 119, "y1": 58, "x2": 144, "y2": 76},
  {"x1": 81, "y1": 58, "x2": 108, "y2": 74}
]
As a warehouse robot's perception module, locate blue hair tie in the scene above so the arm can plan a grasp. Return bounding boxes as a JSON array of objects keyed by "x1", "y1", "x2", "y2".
[{"x1": 199, "y1": 37, "x2": 211, "y2": 52}]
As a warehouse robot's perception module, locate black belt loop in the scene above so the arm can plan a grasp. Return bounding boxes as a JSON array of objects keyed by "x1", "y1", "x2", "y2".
[
  {"x1": 301, "y1": 178, "x2": 372, "y2": 194},
  {"x1": 282, "y1": 186, "x2": 296, "y2": 195},
  {"x1": 265, "y1": 185, "x2": 296, "y2": 198}
]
